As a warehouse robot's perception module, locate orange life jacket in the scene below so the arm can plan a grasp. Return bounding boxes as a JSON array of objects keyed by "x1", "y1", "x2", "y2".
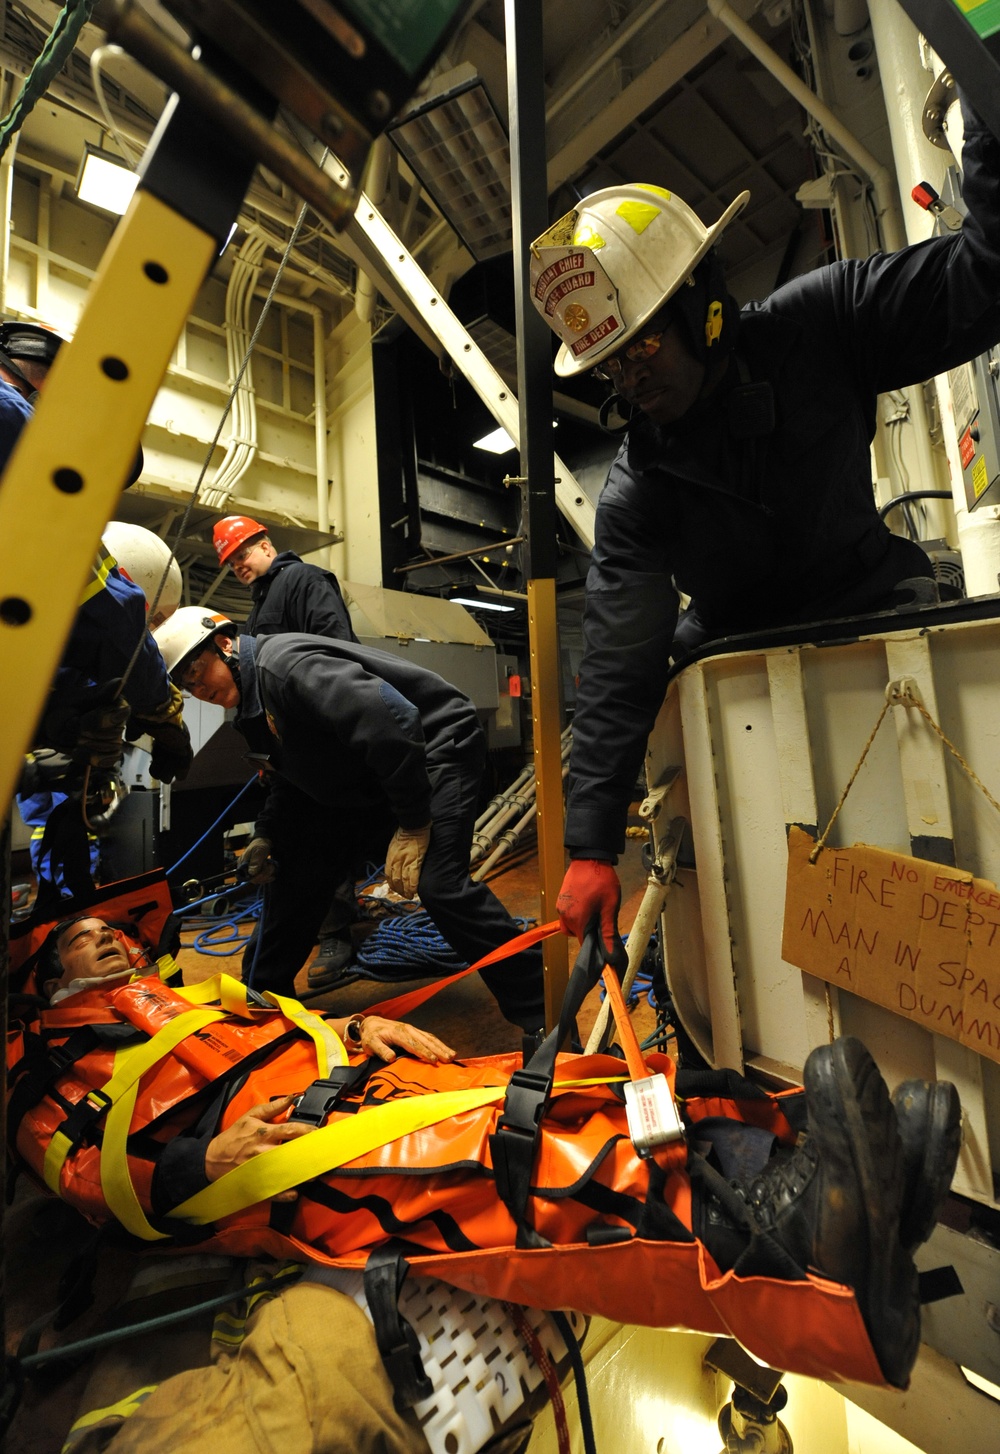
[{"x1": 6, "y1": 919, "x2": 886, "y2": 1389}]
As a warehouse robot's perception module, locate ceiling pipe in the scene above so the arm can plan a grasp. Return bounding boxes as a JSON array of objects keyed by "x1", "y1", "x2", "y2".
[
  {"x1": 545, "y1": 0, "x2": 674, "y2": 123},
  {"x1": 705, "y1": 0, "x2": 905, "y2": 252}
]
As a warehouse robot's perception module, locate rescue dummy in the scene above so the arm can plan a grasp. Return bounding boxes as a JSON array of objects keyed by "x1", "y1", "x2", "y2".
[{"x1": 8, "y1": 901, "x2": 962, "y2": 1394}]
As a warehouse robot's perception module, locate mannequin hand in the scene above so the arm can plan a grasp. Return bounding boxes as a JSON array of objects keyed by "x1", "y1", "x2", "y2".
[
  {"x1": 385, "y1": 823, "x2": 431, "y2": 898},
  {"x1": 557, "y1": 859, "x2": 627, "y2": 969},
  {"x1": 349, "y1": 1016, "x2": 456, "y2": 1065},
  {"x1": 242, "y1": 836, "x2": 277, "y2": 884},
  {"x1": 204, "y1": 1094, "x2": 312, "y2": 1202}
]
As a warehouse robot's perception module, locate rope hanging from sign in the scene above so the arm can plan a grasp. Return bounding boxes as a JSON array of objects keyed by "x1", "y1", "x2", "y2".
[{"x1": 809, "y1": 681, "x2": 1000, "y2": 864}]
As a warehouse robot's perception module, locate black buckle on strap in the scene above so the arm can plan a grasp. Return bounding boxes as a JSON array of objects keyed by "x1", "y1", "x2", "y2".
[
  {"x1": 287, "y1": 1067, "x2": 358, "y2": 1127},
  {"x1": 497, "y1": 1067, "x2": 551, "y2": 1137},
  {"x1": 364, "y1": 1248, "x2": 433, "y2": 1412},
  {"x1": 491, "y1": 1069, "x2": 553, "y2": 1246},
  {"x1": 57, "y1": 1088, "x2": 112, "y2": 1149}
]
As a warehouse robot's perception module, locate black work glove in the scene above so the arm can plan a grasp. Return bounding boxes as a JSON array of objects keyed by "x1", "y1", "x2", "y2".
[
  {"x1": 128, "y1": 684, "x2": 193, "y2": 783},
  {"x1": 147, "y1": 722, "x2": 193, "y2": 783},
  {"x1": 18, "y1": 749, "x2": 80, "y2": 796},
  {"x1": 242, "y1": 836, "x2": 277, "y2": 885}
]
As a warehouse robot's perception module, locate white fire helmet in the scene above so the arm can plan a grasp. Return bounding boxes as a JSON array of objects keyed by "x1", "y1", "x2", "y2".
[
  {"x1": 152, "y1": 607, "x2": 237, "y2": 679},
  {"x1": 529, "y1": 183, "x2": 750, "y2": 377},
  {"x1": 103, "y1": 521, "x2": 182, "y2": 631}
]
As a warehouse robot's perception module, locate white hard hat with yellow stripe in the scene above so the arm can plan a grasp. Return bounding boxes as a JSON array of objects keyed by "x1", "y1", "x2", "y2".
[{"x1": 530, "y1": 183, "x2": 750, "y2": 378}]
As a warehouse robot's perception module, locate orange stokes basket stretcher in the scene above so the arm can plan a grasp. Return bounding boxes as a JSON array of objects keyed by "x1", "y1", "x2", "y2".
[{"x1": 6, "y1": 881, "x2": 886, "y2": 1387}]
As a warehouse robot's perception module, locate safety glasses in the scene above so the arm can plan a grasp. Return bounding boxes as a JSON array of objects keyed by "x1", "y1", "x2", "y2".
[
  {"x1": 230, "y1": 537, "x2": 265, "y2": 566},
  {"x1": 592, "y1": 329, "x2": 666, "y2": 381},
  {"x1": 174, "y1": 652, "x2": 211, "y2": 692}
]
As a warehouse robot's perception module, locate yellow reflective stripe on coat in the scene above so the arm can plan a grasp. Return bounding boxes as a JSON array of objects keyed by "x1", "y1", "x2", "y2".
[
  {"x1": 78, "y1": 545, "x2": 115, "y2": 606},
  {"x1": 96, "y1": 1007, "x2": 229, "y2": 1239},
  {"x1": 169, "y1": 1074, "x2": 626, "y2": 1225}
]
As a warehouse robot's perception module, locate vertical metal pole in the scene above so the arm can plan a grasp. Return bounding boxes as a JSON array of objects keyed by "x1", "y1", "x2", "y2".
[{"x1": 505, "y1": 0, "x2": 569, "y2": 1026}]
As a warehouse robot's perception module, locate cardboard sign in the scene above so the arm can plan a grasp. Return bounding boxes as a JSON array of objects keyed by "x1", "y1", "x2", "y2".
[{"x1": 782, "y1": 825, "x2": 1000, "y2": 1065}]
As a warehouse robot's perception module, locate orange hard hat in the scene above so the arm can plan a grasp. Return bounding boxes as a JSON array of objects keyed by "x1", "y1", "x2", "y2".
[{"x1": 213, "y1": 514, "x2": 267, "y2": 564}]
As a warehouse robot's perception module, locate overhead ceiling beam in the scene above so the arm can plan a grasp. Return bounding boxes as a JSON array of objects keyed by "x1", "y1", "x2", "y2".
[{"x1": 546, "y1": 12, "x2": 728, "y2": 193}]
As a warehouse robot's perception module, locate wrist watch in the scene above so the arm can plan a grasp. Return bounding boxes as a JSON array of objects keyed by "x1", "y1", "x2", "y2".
[{"x1": 344, "y1": 1013, "x2": 366, "y2": 1048}]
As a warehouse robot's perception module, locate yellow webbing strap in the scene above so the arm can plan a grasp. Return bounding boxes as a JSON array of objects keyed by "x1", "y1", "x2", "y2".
[
  {"x1": 43, "y1": 1005, "x2": 226, "y2": 1197},
  {"x1": 169, "y1": 1073, "x2": 627, "y2": 1226},
  {"x1": 260, "y1": 990, "x2": 346, "y2": 1079},
  {"x1": 177, "y1": 975, "x2": 346, "y2": 1077},
  {"x1": 172, "y1": 1084, "x2": 509, "y2": 1223},
  {"x1": 176, "y1": 973, "x2": 254, "y2": 1013},
  {"x1": 156, "y1": 952, "x2": 182, "y2": 984},
  {"x1": 94, "y1": 1008, "x2": 228, "y2": 1240}
]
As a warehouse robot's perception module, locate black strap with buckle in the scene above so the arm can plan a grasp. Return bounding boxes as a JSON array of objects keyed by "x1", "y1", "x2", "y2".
[
  {"x1": 364, "y1": 1246, "x2": 433, "y2": 1411},
  {"x1": 287, "y1": 1060, "x2": 372, "y2": 1128},
  {"x1": 489, "y1": 932, "x2": 608, "y2": 1248}
]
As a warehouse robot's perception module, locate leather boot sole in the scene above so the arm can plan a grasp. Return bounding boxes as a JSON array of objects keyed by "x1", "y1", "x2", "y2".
[
  {"x1": 804, "y1": 1036, "x2": 920, "y2": 1388},
  {"x1": 892, "y1": 1080, "x2": 962, "y2": 1251}
]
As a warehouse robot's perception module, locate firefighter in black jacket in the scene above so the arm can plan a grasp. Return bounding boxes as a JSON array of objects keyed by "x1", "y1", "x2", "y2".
[
  {"x1": 154, "y1": 609, "x2": 545, "y2": 1031},
  {"x1": 212, "y1": 514, "x2": 357, "y2": 643},
  {"x1": 529, "y1": 95, "x2": 1000, "y2": 963},
  {"x1": 214, "y1": 514, "x2": 359, "y2": 986}
]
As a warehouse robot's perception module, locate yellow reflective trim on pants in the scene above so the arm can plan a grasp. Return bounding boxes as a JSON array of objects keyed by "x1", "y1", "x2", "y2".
[
  {"x1": 169, "y1": 1074, "x2": 627, "y2": 1226},
  {"x1": 62, "y1": 1385, "x2": 158, "y2": 1450}
]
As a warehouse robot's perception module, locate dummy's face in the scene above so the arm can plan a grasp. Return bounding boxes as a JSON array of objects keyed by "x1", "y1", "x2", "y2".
[
  {"x1": 603, "y1": 320, "x2": 706, "y2": 427},
  {"x1": 50, "y1": 918, "x2": 130, "y2": 992},
  {"x1": 229, "y1": 537, "x2": 275, "y2": 585},
  {"x1": 179, "y1": 640, "x2": 240, "y2": 709}
]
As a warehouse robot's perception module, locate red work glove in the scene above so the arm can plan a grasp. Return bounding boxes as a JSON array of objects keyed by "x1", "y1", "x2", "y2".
[{"x1": 557, "y1": 859, "x2": 627, "y2": 970}]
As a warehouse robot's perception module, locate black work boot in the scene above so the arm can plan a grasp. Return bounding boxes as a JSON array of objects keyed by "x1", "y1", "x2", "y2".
[
  {"x1": 739, "y1": 1037, "x2": 920, "y2": 1389},
  {"x1": 892, "y1": 1080, "x2": 962, "y2": 1251},
  {"x1": 307, "y1": 932, "x2": 357, "y2": 990}
]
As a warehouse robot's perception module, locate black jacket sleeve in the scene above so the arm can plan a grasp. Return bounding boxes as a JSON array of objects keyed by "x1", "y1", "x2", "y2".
[
  {"x1": 565, "y1": 489, "x2": 678, "y2": 857},
  {"x1": 758, "y1": 97, "x2": 1000, "y2": 399},
  {"x1": 263, "y1": 649, "x2": 434, "y2": 828}
]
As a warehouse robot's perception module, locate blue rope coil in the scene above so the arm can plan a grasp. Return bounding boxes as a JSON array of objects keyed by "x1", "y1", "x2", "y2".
[
  {"x1": 178, "y1": 891, "x2": 263, "y2": 956},
  {"x1": 355, "y1": 910, "x2": 532, "y2": 982}
]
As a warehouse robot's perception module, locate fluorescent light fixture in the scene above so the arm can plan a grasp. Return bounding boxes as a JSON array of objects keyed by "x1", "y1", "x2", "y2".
[
  {"x1": 473, "y1": 425, "x2": 516, "y2": 454},
  {"x1": 219, "y1": 222, "x2": 238, "y2": 256},
  {"x1": 387, "y1": 76, "x2": 511, "y2": 262},
  {"x1": 962, "y1": 1366, "x2": 1000, "y2": 1403},
  {"x1": 452, "y1": 595, "x2": 515, "y2": 613},
  {"x1": 76, "y1": 143, "x2": 138, "y2": 215}
]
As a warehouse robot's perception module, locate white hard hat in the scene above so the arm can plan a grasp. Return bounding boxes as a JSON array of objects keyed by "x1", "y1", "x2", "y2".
[
  {"x1": 530, "y1": 183, "x2": 750, "y2": 377},
  {"x1": 103, "y1": 521, "x2": 182, "y2": 631},
  {"x1": 152, "y1": 606, "x2": 237, "y2": 678}
]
